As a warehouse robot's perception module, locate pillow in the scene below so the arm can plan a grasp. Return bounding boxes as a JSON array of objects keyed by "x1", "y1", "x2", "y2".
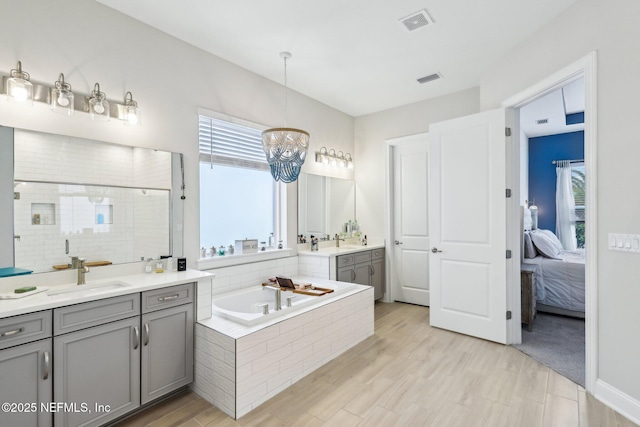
[
  {"x1": 529, "y1": 229, "x2": 562, "y2": 258},
  {"x1": 523, "y1": 231, "x2": 538, "y2": 259},
  {"x1": 536, "y1": 229, "x2": 564, "y2": 251}
]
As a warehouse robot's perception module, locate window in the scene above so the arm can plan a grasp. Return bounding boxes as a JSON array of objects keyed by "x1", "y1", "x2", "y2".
[
  {"x1": 199, "y1": 114, "x2": 282, "y2": 254},
  {"x1": 571, "y1": 163, "x2": 585, "y2": 248}
]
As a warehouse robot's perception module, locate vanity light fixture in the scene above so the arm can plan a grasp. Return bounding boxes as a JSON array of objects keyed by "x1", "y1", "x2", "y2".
[
  {"x1": 88, "y1": 83, "x2": 110, "y2": 121},
  {"x1": 315, "y1": 147, "x2": 354, "y2": 169},
  {"x1": 261, "y1": 52, "x2": 310, "y2": 183},
  {"x1": 123, "y1": 91, "x2": 138, "y2": 125},
  {"x1": 6, "y1": 61, "x2": 33, "y2": 105},
  {"x1": 51, "y1": 73, "x2": 74, "y2": 115}
]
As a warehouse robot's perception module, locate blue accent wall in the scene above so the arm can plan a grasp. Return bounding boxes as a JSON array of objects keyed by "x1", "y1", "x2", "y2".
[{"x1": 528, "y1": 131, "x2": 584, "y2": 232}]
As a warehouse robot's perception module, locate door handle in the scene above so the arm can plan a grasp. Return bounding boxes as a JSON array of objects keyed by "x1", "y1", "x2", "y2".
[
  {"x1": 43, "y1": 351, "x2": 50, "y2": 380},
  {"x1": 394, "y1": 240, "x2": 403, "y2": 245},
  {"x1": 144, "y1": 323, "x2": 149, "y2": 346},
  {"x1": 431, "y1": 247, "x2": 443, "y2": 253},
  {"x1": 133, "y1": 326, "x2": 140, "y2": 349}
]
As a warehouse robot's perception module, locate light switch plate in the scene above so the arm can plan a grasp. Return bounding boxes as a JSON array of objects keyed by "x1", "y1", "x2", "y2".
[{"x1": 608, "y1": 233, "x2": 640, "y2": 253}]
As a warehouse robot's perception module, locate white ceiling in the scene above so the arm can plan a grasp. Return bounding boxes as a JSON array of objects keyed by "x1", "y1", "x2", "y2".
[
  {"x1": 520, "y1": 77, "x2": 585, "y2": 138},
  {"x1": 97, "y1": 0, "x2": 577, "y2": 117}
]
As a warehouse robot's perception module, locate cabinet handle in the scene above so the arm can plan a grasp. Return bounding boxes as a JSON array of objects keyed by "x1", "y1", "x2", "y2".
[
  {"x1": 0, "y1": 327, "x2": 24, "y2": 338},
  {"x1": 351, "y1": 269, "x2": 356, "y2": 281},
  {"x1": 43, "y1": 351, "x2": 50, "y2": 380},
  {"x1": 144, "y1": 323, "x2": 149, "y2": 346},
  {"x1": 158, "y1": 294, "x2": 179, "y2": 302},
  {"x1": 369, "y1": 264, "x2": 375, "y2": 275},
  {"x1": 134, "y1": 326, "x2": 140, "y2": 349}
]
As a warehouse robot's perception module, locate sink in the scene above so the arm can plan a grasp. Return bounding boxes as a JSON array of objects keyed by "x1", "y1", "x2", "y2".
[
  {"x1": 337, "y1": 245, "x2": 360, "y2": 250},
  {"x1": 47, "y1": 281, "x2": 129, "y2": 296}
]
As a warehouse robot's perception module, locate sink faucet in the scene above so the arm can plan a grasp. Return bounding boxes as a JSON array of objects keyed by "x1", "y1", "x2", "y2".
[
  {"x1": 263, "y1": 285, "x2": 282, "y2": 311},
  {"x1": 334, "y1": 234, "x2": 345, "y2": 248},
  {"x1": 77, "y1": 258, "x2": 90, "y2": 285}
]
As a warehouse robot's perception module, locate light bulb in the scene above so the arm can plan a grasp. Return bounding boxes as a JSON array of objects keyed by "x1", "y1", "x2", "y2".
[
  {"x1": 57, "y1": 93, "x2": 70, "y2": 107},
  {"x1": 322, "y1": 157, "x2": 329, "y2": 165},
  {"x1": 93, "y1": 101, "x2": 105, "y2": 114},
  {"x1": 127, "y1": 110, "x2": 138, "y2": 125},
  {"x1": 11, "y1": 84, "x2": 29, "y2": 102}
]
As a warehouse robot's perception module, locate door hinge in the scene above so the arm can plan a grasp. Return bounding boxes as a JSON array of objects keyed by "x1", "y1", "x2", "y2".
[
  {"x1": 506, "y1": 189, "x2": 512, "y2": 198},
  {"x1": 506, "y1": 310, "x2": 512, "y2": 320},
  {"x1": 506, "y1": 250, "x2": 512, "y2": 259},
  {"x1": 14, "y1": 192, "x2": 20, "y2": 200},
  {"x1": 505, "y1": 127, "x2": 512, "y2": 137}
]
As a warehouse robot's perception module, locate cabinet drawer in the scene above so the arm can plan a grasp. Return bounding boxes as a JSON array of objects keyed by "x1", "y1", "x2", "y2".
[
  {"x1": 354, "y1": 252, "x2": 371, "y2": 264},
  {"x1": 337, "y1": 255, "x2": 355, "y2": 268},
  {"x1": 0, "y1": 310, "x2": 51, "y2": 350},
  {"x1": 54, "y1": 293, "x2": 140, "y2": 336},
  {"x1": 142, "y1": 283, "x2": 194, "y2": 313},
  {"x1": 371, "y1": 248, "x2": 385, "y2": 260}
]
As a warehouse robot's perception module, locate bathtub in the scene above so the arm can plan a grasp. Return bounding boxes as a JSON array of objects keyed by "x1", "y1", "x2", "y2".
[{"x1": 212, "y1": 279, "x2": 357, "y2": 326}]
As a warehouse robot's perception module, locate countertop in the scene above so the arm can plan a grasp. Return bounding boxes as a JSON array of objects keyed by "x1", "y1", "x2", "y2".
[
  {"x1": 0, "y1": 269, "x2": 213, "y2": 319},
  {"x1": 298, "y1": 242, "x2": 385, "y2": 257}
]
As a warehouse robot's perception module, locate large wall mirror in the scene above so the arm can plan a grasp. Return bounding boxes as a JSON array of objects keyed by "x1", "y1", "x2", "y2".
[
  {"x1": 297, "y1": 172, "x2": 355, "y2": 238},
  {"x1": 0, "y1": 127, "x2": 183, "y2": 274}
]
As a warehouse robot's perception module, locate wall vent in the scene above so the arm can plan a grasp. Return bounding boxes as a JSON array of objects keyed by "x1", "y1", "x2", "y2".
[
  {"x1": 399, "y1": 9, "x2": 435, "y2": 32},
  {"x1": 536, "y1": 118, "x2": 549, "y2": 124},
  {"x1": 417, "y1": 73, "x2": 442, "y2": 84}
]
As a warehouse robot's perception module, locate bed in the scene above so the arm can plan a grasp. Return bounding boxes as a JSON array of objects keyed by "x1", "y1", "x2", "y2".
[{"x1": 521, "y1": 208, "x2": 585, "y2": 318}]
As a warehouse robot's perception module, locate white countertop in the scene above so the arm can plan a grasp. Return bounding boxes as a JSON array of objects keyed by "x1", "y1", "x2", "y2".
[
  {"x1": 0, "y1": 269, "x2": 213, "y2": 319},
  {"x1": 298, "y1": 242, "x2": 385, "y2": 257}
]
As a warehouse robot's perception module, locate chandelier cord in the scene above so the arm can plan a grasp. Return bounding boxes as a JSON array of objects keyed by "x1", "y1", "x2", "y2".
[{"x1": 283, "y1": 56, "x2": 288, "y2": 127}]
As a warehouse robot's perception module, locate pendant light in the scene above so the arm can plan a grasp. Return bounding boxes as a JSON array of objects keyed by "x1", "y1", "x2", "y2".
[
  {"x1": 51, "y1": 73, "x2": 74, "y2": 115},
  {"x1": 261, "y1": 52, "x2": 310, "y2": 183}
]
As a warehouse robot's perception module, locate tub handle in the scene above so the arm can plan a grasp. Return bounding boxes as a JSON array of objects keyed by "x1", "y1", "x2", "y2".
[
  {"x1": 258, "y1": 303, "x2": 269, "y2": 315},
  {"x1": 286, "y1": 296, "x2": 296, "y2": 308}
]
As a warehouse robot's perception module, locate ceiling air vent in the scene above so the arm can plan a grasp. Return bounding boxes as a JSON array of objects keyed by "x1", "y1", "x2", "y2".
[
  {"x1": 399, "y1": 9, "x2": 435, "y2": 32},
  {"x1": 417, "y1": 73, "x2": 442, "y2": 84},
  {"x1": 536, "y1": 119, "x2": 549, "y2": 125}
]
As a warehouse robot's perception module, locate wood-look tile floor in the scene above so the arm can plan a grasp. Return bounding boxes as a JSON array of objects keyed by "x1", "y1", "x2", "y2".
[{"x1": 114, "y1": 302, "x2": 638, "y2": 427}]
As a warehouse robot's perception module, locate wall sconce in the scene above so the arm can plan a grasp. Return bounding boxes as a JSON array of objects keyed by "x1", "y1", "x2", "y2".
[
  {"x1": 123, "y1": 91, "x2": 138, "y2": 125},
  {"x1": 6, "y1": 61, "x2": 33, "y2": 105},
  {"x1": 2, "y1": 59, "x2": 140, "y2": 124},
  {"x1": 315, "y1": 147, "x2": 354, "y2": 169},
  {"x1": 88, "y1": 83, "x2": 109, "y2": 121},
  {"x1": 51, "y1": 73, "x2": 74, "y2": 115}
]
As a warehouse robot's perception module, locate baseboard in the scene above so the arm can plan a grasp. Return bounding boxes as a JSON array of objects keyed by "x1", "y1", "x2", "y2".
[{"x1": 594, "y1": 379, "x2": 640, "y2": 425}]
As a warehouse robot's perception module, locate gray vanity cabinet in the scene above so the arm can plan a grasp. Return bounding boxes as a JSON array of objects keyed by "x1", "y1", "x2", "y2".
[
  {"x1": 336, "y1": 248, "x2": 385, "y2": 299},
  {"x1": 0, "y1": 310, "x2": 52, "y2": 427},
  {"x1": 53, "y1": 294, "x2": 141, "y2": 427},
  {"x1": 140, "y1": 283, "x2": 194, "y2": 405}
]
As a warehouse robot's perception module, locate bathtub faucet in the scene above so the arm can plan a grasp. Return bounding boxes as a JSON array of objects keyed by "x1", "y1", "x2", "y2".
[{"x1": 263, "y1": 285, "x2": 282, "y2": 311}]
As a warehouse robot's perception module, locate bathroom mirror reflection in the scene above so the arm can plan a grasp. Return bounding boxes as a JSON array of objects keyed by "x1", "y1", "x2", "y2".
[
  {"x1": 0, "y1": 127, "x2": 181, "y2": 274},
  {"x1": 297, "y1": 172, "x2": 355, "y2": 238}
]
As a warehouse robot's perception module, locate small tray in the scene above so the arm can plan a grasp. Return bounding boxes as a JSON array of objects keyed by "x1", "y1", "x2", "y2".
[
  {"x1": 0, "y1": 287, "x2": 48, "y2": 300},
  {"x1": 261, "y1": 282, "x2": 334, "y2": 296}
]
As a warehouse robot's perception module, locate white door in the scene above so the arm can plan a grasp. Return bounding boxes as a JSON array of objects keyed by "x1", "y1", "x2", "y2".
[
  {"x1": 391, "y1": 136, "x2": 430, "y2": 306},
  {"x1": 428, "y1": 108, "x2": 510, "y2": 344}
]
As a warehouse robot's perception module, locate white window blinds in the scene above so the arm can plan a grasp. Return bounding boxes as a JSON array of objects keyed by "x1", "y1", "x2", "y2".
[{"x1": 198, "y1": 115, "x2": 269, "y2": 171}]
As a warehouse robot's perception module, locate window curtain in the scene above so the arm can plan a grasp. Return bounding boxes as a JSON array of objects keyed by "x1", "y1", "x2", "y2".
[{"x1": 556, "y1": 160, "x2": 577, "y2": 250}]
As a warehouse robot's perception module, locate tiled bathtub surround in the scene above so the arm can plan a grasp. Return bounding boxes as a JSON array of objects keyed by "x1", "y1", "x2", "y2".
[{"x1": 193, "y1": 285, "x2": 374, "y2": 419}]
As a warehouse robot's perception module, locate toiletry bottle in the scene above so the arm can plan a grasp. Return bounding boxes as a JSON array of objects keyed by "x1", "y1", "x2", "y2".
[
  {"x1": 210, "y1": 246, "x2": 216, "y2": 257},
  {"x1": 201, "y1": 247, "x2": 206, "y2": 258},
  {"x1": 155, "y1": 259, "x2": 164, "y2": 273},
  {"x1": 260, "y1": 241, "x2": 266, "y2": 251},
  {"x1": 145, "y1": 258, "x2": 153, "y2": 273},
  {"x1": 218, "y1": 245, "x2": 225, "y2": 256},
  {"x1": 269, "y1": 232, "x2": 275, "y2": 248},
  {"x1": 362, "y1": 235, "x2": 368, "y2": 246},
  {"x1": 278, "y1": 240, "x2": 283, "y2": 249},
  {"x1": 228, "y1": 244, "x2": 234, "y2": 255}
]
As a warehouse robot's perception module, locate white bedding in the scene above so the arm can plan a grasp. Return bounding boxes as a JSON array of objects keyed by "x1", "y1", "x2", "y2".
[{"x1": 523, "y1": 249, "x2": 585, "y2": 313}]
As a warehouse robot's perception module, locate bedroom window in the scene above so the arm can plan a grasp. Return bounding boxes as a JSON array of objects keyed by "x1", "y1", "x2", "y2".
[
  {"x1": 571, "y1": 163, "x2": 585, "y2": 248},
  {"x1": 198, "y1": 114, "x2": 284, "y2": 255}
]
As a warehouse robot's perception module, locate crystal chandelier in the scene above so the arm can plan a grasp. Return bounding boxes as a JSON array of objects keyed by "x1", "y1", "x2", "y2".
[{"x1": 261, "y1": 52, "x2": 310, "y2": 183}]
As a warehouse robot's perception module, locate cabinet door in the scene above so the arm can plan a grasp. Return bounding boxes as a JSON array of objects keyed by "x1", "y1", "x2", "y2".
[
  {"x1": 371, "y1": 257, "x2": 385, "y2": 300},
  {"x1": 337, "y1": 266, "x2": 354, "y2": 283},
  {"x1": 0, "y1": 338, "x2": 52, "y2": 427},
  {"x1": 54, "y1": 317, "x2": 140, "y2": 427},
  {"x1": 353, "y1": 262, "x2": 372, "y2": 286},
  {"x1": 141, "y1": 304, "x2": 193, "y2": 405}
]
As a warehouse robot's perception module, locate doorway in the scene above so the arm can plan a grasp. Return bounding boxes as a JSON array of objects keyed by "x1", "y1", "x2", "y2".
[
  {"x1": 502, "y1": 52, "x2": 597, "y2": 392},
  {"x1": 513, "y1": 77, "x2": 586, "y2": 387}
]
